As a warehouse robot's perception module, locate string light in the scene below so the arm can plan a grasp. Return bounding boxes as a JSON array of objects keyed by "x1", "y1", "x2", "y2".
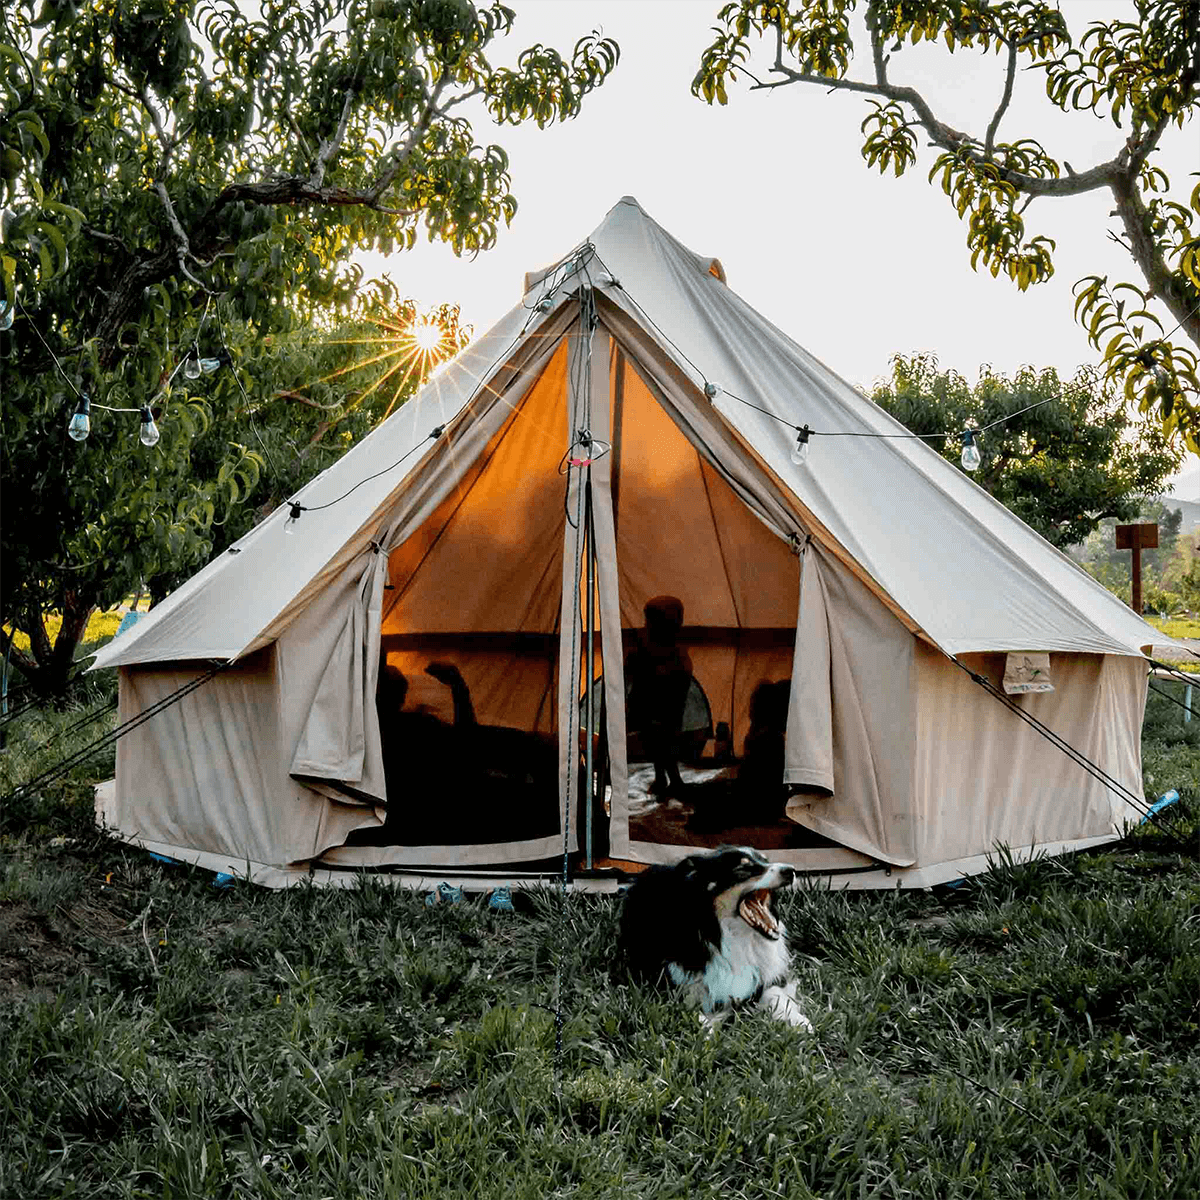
[
  {"x1": 1151, "y1": 363, "x2": 1171, "y2": 391},
  {"x1": 184, "y1": 349, "x2": 222, "y2": 380},
  {"x1": 282, "y1": 424, "x2": 447, "y2": 535},
  {"x1": 0, "y1": 299, "x2": 12, "y2": 331},
  {"x1": 584, "y1": 246, "x2": 1088, "y2": 477},
  {"x1": 67, "y1": 395, "x2": 91, "y2": 442},
  {"x1": 790, "y1": 424, "x2": 811, "y2": 466},
  {"x1": 960, "y1": 429, "x2": 982, "y2": 472},
  {"x1": 139, "y1": 406, "x2": 161, "y2": 447}
]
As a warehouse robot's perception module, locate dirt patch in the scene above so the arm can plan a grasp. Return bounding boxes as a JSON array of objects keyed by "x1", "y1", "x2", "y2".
[
  {"x1": 0, "y1": 903, "x2": 82, "y2": 1003},
  {"x1": 0, "y1": 890, "x2": 133, "y2": 1004}
]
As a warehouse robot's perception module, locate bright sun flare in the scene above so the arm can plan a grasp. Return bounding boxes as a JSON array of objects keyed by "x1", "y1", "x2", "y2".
[{"x1": 410, "y1": 320, "x2": 442, "y2": 353}]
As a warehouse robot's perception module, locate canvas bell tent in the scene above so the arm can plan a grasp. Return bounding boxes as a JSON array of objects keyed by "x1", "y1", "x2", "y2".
[{"x1": 92, "y1": 196, "x2": 1167, "y2": 889}]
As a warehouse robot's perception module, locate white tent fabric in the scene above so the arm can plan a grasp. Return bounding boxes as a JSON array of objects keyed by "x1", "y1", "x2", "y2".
[
  {"x1": 91, "y1": 196, "x2": 1173, "y2": 886},
  {"x1": 94, "y1": 196, "x2": 1163, "y2": 674}
]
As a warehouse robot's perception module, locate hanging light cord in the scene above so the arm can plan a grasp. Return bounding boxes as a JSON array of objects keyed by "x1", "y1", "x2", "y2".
[
  {"x1": 17, "y1": 293, "x2": 193, "y2": 421},
  {"x1": 587, "y1": 248, "x2": 1067, "y2": 444},
  {"x1": 285, "y1": 246, "x2": 591, "y2": 525},
  {"x1": 286, "y1": 423, "x2": 447, "y2": 519},
  {"x1": 214, "y1": 296, "x2": 281, "y2": 481}
]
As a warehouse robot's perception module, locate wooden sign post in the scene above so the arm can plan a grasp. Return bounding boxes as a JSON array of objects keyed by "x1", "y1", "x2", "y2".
[{"x1": 1114, "y1": 522, "x2": 1159, "y2": 614}]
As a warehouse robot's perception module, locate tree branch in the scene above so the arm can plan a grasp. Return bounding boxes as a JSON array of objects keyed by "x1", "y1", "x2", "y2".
[
  {"x1": 1110, "y1": 173, "x2": 1200, "y2": 346},
  {"x1": 82, "y1": 224, "x2": 132, "y2": 256},
  {"x1": 151, "y1": 181, "x2": 214, "y2": 292},
  {"x1": 985, "y1": 38, "x2": 1018, "y2": 160},
  {"x1": 752, "y1": 65, "x2": 1120, "y2": 198},
  {"x1": 267, "y1": 388, "x2": 343, "y2": 411},
  {"x1": 283, "y1": 111, "x2": 317, "y2": 172},
  {"x1": 140, "y1": 86, "x2": 181, "y2": 175},
  {"x1": 308, "y1": 87, "x2": 356, "y2": 190},
  {"x1": 869, "y1": 17, "x2": 888, "y2": 87},
  {"x1": 366, "y1": 75, "x2": 449, "y2": 203}
]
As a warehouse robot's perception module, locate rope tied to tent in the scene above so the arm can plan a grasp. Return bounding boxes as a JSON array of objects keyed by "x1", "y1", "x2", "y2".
[
  {"x1": 1145, "y1": 660, "x2": 1200, "y2": 723},
  {"x1": 1, "y1": 663, "x2": 229, "y2": 805},
  {"x1": 954, "y1": 659, "x2": 1192, "y2": 850},
  {"x1": 559, "y1": 428, "x2": 611, "y2": 475}
]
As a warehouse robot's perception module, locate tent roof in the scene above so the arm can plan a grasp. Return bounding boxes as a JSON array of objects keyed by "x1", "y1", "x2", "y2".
[{"x1": 93, "y1": 196, "x2": 1169, "y2": 671}]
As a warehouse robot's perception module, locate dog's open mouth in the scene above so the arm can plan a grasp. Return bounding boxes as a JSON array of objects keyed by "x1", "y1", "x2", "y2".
[{"x1": 738, "y1": 889, "x2": 780, "y2": 938}]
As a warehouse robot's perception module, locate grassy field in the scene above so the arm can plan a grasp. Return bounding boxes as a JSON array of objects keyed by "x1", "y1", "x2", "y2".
[
  {"x1": 1, "y1": 675, "x2": 1199, "y2": 1198},
  {"x1": 1144, "y1": 614, "x2": 1200, "y2": 641}
]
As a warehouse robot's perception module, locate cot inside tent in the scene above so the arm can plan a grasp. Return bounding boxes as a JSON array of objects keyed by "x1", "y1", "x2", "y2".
[{"x1": 92, "y1": 196, "x2": 1163, "y2": 889}]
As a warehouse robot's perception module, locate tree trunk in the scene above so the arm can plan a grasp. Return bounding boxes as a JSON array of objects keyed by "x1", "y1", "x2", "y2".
[{"x1": 8, "y1": 593, "x2": 96, "y2": 704}]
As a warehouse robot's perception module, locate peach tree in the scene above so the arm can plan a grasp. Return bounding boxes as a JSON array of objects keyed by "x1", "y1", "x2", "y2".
[{"x1": 0, "y1": 0, "x2": 617, "y2": 696}]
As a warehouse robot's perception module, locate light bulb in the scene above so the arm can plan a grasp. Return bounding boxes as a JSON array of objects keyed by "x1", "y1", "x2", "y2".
[
  {"x1": 960, "y1": 430, "x2": 982, "y2": 472},
  {"x1": 704, "y1": 382, "x2": 720, "y2": 400},
  {"x1": 67, "y1": 394, "x2": 91, "y2": 441},
  {"x1": 790, "y1": 425, "x2": 811, "y2": 466},
  {"x1": 284, "y1": 502, "x2": 303, "y2": 535},
  {"x1": 536, "y1": 296, "x2": 553, "y2": 313},
  {"x1": 1152, "y1": 363, "x2": 1171, "y2": 391},
  {"x1": 184, "y1": 353, "x2": 202, "y2": 380},
  {"x1": 0, "y1": 300, "x2": 12, "y2": 331},
  {"x1": 198, "y1": 356, "x2": 222, "y2": 375},
  {"x1": 139, "y1": 406, "x2": 160, "y2": 447}
]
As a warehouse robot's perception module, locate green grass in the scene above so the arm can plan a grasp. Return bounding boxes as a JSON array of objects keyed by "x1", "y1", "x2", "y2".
[
  {"x1": 1, "y1": 683, "x2": 1199, "y2": 1198},
  {"x1": 1144, "y1": 614, "x2": 1200, "y2": 640}
]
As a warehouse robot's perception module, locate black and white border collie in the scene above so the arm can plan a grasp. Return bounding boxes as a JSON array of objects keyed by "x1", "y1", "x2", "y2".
[{"x1": 619, "y1": 846, "x2": 813, "y2": 1032}]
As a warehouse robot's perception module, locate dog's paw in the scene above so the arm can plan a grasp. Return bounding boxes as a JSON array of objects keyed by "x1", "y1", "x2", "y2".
[{"x1": 760, "y1": 985, "x2": 814, "y2": 1032}]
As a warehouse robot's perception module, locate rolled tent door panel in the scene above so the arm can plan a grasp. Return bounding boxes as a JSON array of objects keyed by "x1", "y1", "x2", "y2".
[
  {"x1": 785, "y1": 547, "x2": 834, "y2": 794},
  {"x1": 785, "y1": 548, "x2": 918, "y2": 867},
  {"x1": 289, "y1": 547, "x2": 388, "y2": 793}
]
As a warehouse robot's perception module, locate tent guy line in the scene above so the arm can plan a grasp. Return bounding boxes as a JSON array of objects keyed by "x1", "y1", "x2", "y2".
[
  {"x1": 2, "y1": 663, "x2": 227, "y2": 805},
  {"x1": 954, "y1": 658, "x2": 1185, "y2": 844},
  {"x1": 1147, "y1": 679, "x2": 1200, "y2": 724}
]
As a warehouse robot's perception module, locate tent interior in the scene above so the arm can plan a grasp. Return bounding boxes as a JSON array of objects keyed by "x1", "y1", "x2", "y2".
[{"x1": 320, "y1": 335, "x2": 852, "y2": 873}]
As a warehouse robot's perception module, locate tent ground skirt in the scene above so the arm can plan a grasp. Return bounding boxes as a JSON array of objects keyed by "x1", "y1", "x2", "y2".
[{"x1": 96, "y1": 780, "x2": 1121, "y2": 891}]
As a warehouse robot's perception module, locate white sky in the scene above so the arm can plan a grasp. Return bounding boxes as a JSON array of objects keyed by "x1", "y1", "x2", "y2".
[{"x1": 355, "y1": 0, "x2": 1199, "y2": 492}]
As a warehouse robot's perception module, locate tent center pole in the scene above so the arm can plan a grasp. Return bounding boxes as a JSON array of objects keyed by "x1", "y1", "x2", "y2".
[{"x1": 584, "y1": 477, "x2": 596, "y2": 871}]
